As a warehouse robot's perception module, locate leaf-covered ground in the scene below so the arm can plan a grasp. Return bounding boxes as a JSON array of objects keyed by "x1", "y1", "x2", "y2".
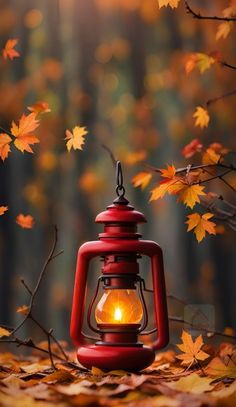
[{"x1": 0, "y1": 339, "x2": 236, "y2": 407}]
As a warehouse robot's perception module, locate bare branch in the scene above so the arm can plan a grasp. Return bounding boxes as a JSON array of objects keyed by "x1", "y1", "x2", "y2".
[
  {"x1": 221, "y1": 61, "x2": 236, "y2": 71},
  {"x1": 185, "y1": 1, "x2": 236, "y2": 22},
  {"x1": 101, "y1": 143, "x2": 117, "y2": 167},
  {"x1": 206, "y1": 89, "x2": 236, "y2": 107},
  {"x1": 0, "y1": 126, "x2": 14, "y2": 137},
  {"x1": 20, "y1": 279, "x2": 32, "y2": 296},
  {"x1": 12, "y1": 225, "x2": 60, "y2": 335},
  {"x1": 47, "y1": 329, "x2": 56, "y2": 369},
  {"x1": 169, "y1": 316, "x2": 236, "y2": 340},
  {"x1": 0, "y1": 226, "x2": 68, "y2": 367}
]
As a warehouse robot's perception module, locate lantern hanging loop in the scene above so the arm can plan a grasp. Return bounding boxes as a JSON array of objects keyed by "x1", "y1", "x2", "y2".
[{"x1": 115, "y1": 161, "x2": 125, "y2": 198}]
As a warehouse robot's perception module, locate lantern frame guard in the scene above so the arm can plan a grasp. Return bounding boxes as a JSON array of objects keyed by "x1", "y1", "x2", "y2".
[{"x1": 70, "y1": 162, "x2": 169, "y2": 371}]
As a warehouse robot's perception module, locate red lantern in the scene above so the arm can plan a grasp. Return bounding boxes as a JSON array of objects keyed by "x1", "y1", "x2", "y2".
[{"x1": 70, "y1": 162, "x2": 169, "y2": 371}]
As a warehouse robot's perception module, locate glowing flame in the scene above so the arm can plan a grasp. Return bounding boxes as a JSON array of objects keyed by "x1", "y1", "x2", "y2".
[
  {"x1": 114, "y1": 307, "x2": 122, "y2": 322},
  {"x1": 95, "y1": 289, "x2": 143, "y2": 324}
]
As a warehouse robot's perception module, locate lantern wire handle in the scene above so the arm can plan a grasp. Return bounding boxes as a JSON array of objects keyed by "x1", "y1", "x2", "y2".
[
  {"x1": 114, "y1": 161, "x2": 129, "y2": 204},
  {"x1": 116, "y1": 161, "x2": 125, "y2": 198}
]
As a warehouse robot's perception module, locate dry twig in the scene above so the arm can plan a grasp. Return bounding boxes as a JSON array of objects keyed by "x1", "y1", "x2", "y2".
[{"x1": 0, "y1": 225, "x2": 67, "y2": 368}]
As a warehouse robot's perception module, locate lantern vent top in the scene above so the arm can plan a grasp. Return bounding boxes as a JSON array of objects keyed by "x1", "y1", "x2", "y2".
[{"x1": 95, "y1": 161, "x2": 146, "y2": 225}]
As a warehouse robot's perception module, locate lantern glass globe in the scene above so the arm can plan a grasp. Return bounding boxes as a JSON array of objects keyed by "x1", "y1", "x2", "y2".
[{"x1": 95, "y1": 289, "x2": 143, "y2": 324}]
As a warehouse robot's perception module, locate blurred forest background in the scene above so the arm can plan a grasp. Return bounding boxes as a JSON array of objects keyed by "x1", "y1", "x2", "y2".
[{"x1": 0, "y1": 0, "x2": 235, "y2": 346}]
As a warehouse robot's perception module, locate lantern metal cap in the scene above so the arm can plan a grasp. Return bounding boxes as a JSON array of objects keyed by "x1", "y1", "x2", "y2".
[{"x1": 95, "y1": 204, "x2": 147, "y2": 224}]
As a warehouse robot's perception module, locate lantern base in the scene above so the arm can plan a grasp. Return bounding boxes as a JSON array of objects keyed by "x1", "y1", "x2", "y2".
[{"x1": 77, "y1": 344, "x2": 155, "y2": 372}]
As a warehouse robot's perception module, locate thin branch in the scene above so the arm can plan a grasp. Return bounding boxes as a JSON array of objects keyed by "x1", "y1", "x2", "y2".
[
  {"x1": 47, "y1": 329, "x2": 56, "y2": 369},
  {"x1": 185, "y1": 1, "x2": 236, "y2": 22},
  {"x1": 101, "y1": 143, "x2": 117, "y2": 167},
  {"x1": 197, "y1": 169, "x2": 232, "y2": 185},
  {"x1": 145, "y1": 162, "x2": 236, "y2": 176},
  {"x1": 206, "y1": 89, "x2": 236, "y2": 107},
  {"x1": 1, "y1": 226, "x2": 68, "y2": 367},
  {"x1": 218, "y1": 195, "x2": 236, "y2": 211},
  {"x1": 0, "y1": 126, "x2": 13, "y2": 137},
  {"x1": 12, "y1": 225, "x2": 60, "y2": 335},
  {"x1": 29, "y1": 315, "x2": 68, "y2": 361},
  {"x1": 220, "y1": 177, "x2": 236, "y2": 194},
  {"x1": 20, "y1": 279, "x2": 32, "y2": 296},
  {"x1": 169, "y1": 316, "x2": 236, "y2": 340},
  {"x1": 0, "y1": 337, "x2": 65, "y2": 362},
  {"x1": 221, "y1": 61, "x2": 236, "y2": 71},
  {"x1": 168, "y1": 294, "x2": 211, "y2": 328}
]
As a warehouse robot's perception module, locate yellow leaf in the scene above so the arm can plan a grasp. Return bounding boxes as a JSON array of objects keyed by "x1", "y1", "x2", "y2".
[
  {"x1": 216, "y1": 21, "x2": 233, "y2": 40},
  {"x1": 202, "y1": 148, "x2": 221, "y2": 165},
  {"x1": 176, "y1": 330, "x2": 210, "y2": 366},
  {"x1": 185, "y1": 53, "x2": 215, "y2": 74},
  {"x1": 205, "y1": 357, "x2": 236, "y2": 379},
  {"x1": 186, "y1": 212, "x2": 216, "y2": 242},
  {"x1": 0, "y1": 206, "x2": 8, "y2": 216},
  {"x1": 195, "y1": 53, "x2": 215, "y2": 74},
  {"x1": 177, "y1": 184, "x2": 206, "y2": 209},
  {"x1": 65, "y1": 126, "x2": 87, "y2": 152},
  {"x1": 0, "y1": 327, "x2": 11, "y2": 338},
  {"x1": 158, "y1": 0, "x2": 180, "y2": 9},
  {"x1": 91, "y1": 366, "x2": 105, "y2": 376},
  {"x1": 11, "y1": 113, "x2": 40, "y2": 153},
  {"x1": 132, "y1": 172, "x2": 152, "y2": 190},
  {"x1": 223, "y1": 5, "x2": 236, "y2": 18},
  {"x1": 16, "y1": 305, "x2": 29, "y2": 315},
  {"x1": 166, "y1": 373, "x2": 213, "y2": 394},
  {"x1": 193, "y1": 106, "x2": 210, "y2": 129},
  {"x1": 0, "y1": 133, "x2": 12, "y2": 161}
]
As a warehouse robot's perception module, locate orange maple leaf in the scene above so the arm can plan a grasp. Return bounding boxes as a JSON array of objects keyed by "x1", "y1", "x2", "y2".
[
  {"x1": 79, "y1": 170, "x2": 106, "y2": 194},
  {"x1": 186, "y1": 212, "x2": 216, "y2": 242},
  {"x1": 151, "y1": 164, "x2": 205, "y2": 208},
  {"x1": 158, "y1": 0, "x2": 180, "y2": 9},
  {"x1": 0, "y1": 133, "x2": 12, "y2": 161},
  {"x1": 132, "y1": 172, "x2": 152, "y2": 190},
  {"x1": 208, "y1": 142, "x2": 228, "y2": 155},
  {"x1": 202, "y1": 148, "x2": 221, "y2": 165},
  {"x1": 0, "y1": 327, "x2": 11, "y2": 338},
  {"x1": 185, "y1": 53, "x2": 215, "y2": 74},
  {"x1": 0, "y1": 206, "x2": 8, "y2": 216},
  {"x1": 150, "y1": 178, "x2": 182, "y2": 201},
  {"x1": 17, "y1": 305, "x2": 30, "y2": 315},
  {"x1": 2, "y1": 38, "x2": 20, "y2": 60},
  {"x1": 182, "y1": 138, "x2": 203, "y2": 159},
  {"x1": 27, "y1": 101, "x2": 51, "y2": 115},
  {"x1": 65, "y1": 126, "x2": 87, "y2": 152},
  {"x1": 176, "y1": 330, "x2": 210, "y2": 366},
  {"x1": 124, "y1": 150, "x2": 147, "y2": 166},
  {"x1": 193, "y1": 106, "x2": 210, "y2": 129},
  {"x1": 160, "y1": 164, "x2": 176, "y2": 179},
  {"x1": 11, "y1": 113, "x2": 40, "y2": 153},
  {"x1": 16, "y1": 214, "x2": 34, "y2": 229}
]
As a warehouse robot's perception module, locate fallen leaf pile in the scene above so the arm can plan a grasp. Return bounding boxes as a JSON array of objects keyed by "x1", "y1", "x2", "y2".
[{"x1": 0, "y1": 332, "x2": 236, "y2": 407}]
